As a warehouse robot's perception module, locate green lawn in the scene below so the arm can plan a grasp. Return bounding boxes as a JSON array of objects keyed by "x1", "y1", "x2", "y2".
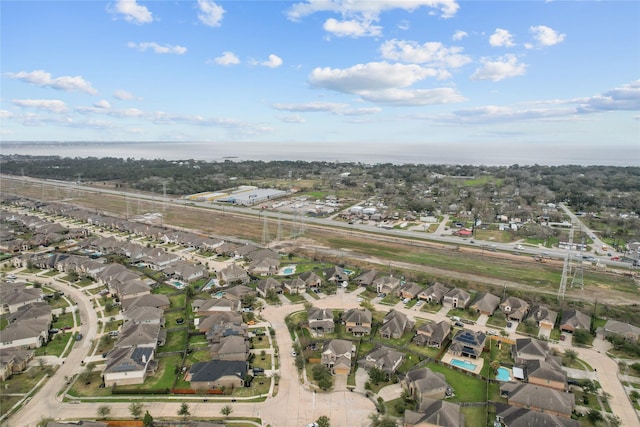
[
  {"x1": 250, "y1": 336, "x2": 271, "y2": 350},
  {"x1": 426, "y1": 362, "x2": 487, "y2": 402},
  {"x1": 36, "y1": 332, "x2": 72, "y2": 356},
  {"x1": 160, "y1": 330, "x2": 188, "y2": 353},
  {"x1": 52, "y1": 312, "x2": 75, "y2": 329},
  {"x1": 128, "y1": 355, "x2": 181, "y2": 391},
  {"x1": 461, "y1": 405, "x2": 488, "y2": 427},
  {"x1": 169, "y1": 293, "x2": 186, "y2": 309}
]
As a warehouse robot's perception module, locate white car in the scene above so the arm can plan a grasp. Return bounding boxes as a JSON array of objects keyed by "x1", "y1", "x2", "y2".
[
  {"x1": 291, "y1": 350, "x2": 297, "y2": 357},
  {"x1": 356, "y1": 297, "x2": 363, "y2": 302}
]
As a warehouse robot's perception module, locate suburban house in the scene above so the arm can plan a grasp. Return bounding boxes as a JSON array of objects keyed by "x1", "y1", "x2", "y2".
[
  {"x1": 0, "y1": 284, "x2": 43, "y2": 314},
  {"x1": 223, "y1": 285, "x2": 257, "y2": 302},
  {"x1": 402, "y1": 367, "x2": 451, "y2": 402},
  {"x1": 373, "y1": 275, "x2": 401, "y2": 295},
  {"x1": 205, "y1": 321, "x2": 248, "y2": 344},
  {"x1": 323, "y1": 266, "x2": 349, "y2": 284},
  {"x1": 247, "y1": 258, "x2": 280, "y2": 276},
  {"x1": 110, "y1": 279, "x2": 151, "y2": 301},
  {"x1": 187, "y1": 360, "x2": 247, "y2": 390},
  {"x1": 443, "y1": 288, "x2": 471, "y2": 309},
  {"x1": 0, "y1": 348, "x2": 34, "y2": 380},
  {"x1": 512, "y1": 338, "x2": 551, "y2": 363},
  {"x1": 358, "y1": 345, "x2": 404, "y2": 374},
  {"x1": 342, "y1": 308, "x2": 372, "y2": 336},
  {"x1": 192, "y1": 297, "x2": 241, "y2": 315},
  {"x1": 122, "y1": 294, "x2": 170, "y2": 311},
  {"x1": 448, "y1": 329, "x2": 486, "y2": 359},
  {"x1": 413, "y1": 320, "x2": 451, "y2": 348},
  {"x1": 404, "y1": 398, "x2": 464, "y2": 427},
  {"x1": 495, "y1": 404, "x2": 580, "y2": 427},
  {"x1": 196, "y1": 312, "x2": 243, "y2": 333},
  {"x1": 284, "y1": 277, "x2": 307, "y2": 295},
  {"x1": 527, "y1": 305, "x2": 558, "y2": 331},
  {"x1": 0, "y1": 302, "x2": 51, "y2": 350},
  {"x1": 162, "y1": 262, "x2": 208, "y2": 283},
  {"x1": 209, "y1": 335, "x2": 250, "y2": 361},
  {"x1": 307, "y1": 307, "x2": 335, "y2": 335},
  {"x1": 321, "y1": 339, "x2": 355, "y2": 375},
  {"x1": 217, "y1": 264, "x2": 250, "y2": 285},
  {"x1": 598, "y1": 319, "x2": 640, "y2": 341},
  {"x1": 354, "y1": 270, "x2": 378, "y2": 287},
  {"x1": 417, "y1": 282, "x2": 451, "y2": 303},
  {"x1": 103, "y1": 346, "x2": 156, "y2": 387},
  {"x1": 524, "y1": 358, "x2": 567, "y2": 391},
  {"x1": 500, "y1": 383, "x2": 575, "y2": 418},
  {"x1": 397, "y1": 282, "x2": 423, "y2": 300},
  {"x1": 256, "y1": 277, "x2": 283, "y2": 298},
  {"x1": 500, "y1": 296, "x2": 530, "y2": 322},
  {"x1": 123, "y1": 306, "x2": 165, "y2": 326},
  {"x1": 470, "y1": 293, "x2": 501, "y2": 315},
  {"x1": 559, "y1": 309, "x2": 590, "y2": 333},
  {"x1": 298, "y1": 271, "x2": 323, "y2": 289},
  {"x1": 115, "y1": 322, "x2": 165, "y2": 348},
  {"x1": 379, "y1": 310, "x2": 413, "y2": 339}
]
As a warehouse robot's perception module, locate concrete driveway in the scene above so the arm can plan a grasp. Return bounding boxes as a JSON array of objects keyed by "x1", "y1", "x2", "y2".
[{"x1": 377, "y1": 383, "x2": 402, "y2": 401}]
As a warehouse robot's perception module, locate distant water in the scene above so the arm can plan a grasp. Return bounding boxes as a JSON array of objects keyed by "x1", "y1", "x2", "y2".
[{"x1": 0, "y1": 141, "x2": 637, "y2": 166}]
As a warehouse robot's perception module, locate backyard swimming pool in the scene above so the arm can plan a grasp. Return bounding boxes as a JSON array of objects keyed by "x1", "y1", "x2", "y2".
[
  {"x1": 202, "y1": 278, "x2": 218, "y2": 291},
  {"x1": 169, "y1": 280, "x2": 185, "y2": 289},
  {"x1": 496, "y1": 367, "x2": 511, "y2": 382},
  {"x1": 280, "y1": 265, "x2": 296, "y2": 275},
  {"x1": 451, "y1": 358, "x2": 477, "y2": 371}
]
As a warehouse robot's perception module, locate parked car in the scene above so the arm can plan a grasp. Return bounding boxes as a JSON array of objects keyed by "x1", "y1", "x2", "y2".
[{"x1": 75, "y1": 333, "x2": 83, "y2": 341}]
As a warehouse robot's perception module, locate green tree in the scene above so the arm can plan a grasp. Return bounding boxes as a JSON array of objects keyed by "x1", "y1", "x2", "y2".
[
  {"x1": 178, "y1": 402, "x2": 190, "y2": 420},
  {"x1": 143, "y1": 410, "x2": 154, "y2": 427},
  {"x1": 316, "y1": 415, "x2": 330, "y2": 427},
  {"x1": 221, "y1": 405, "x2": 233, "y2": 418},
  {"x1": 97, "y1": 405, "x2": 111, "y2": 419},
  {"x1": 563, "y1": 349, "x2": 578, "y2": 365},
  {"x1": 573, "y1": 328, "x2": 592, "y2": 345},
  {"x1": 369, "y1": 367, "x2": 387, "y2": 384},
  {"x1": 129, "y1": 402, "x2": 143, "y2": 419}
]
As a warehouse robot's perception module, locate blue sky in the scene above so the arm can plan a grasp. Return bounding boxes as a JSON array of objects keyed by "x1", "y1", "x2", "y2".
[{"x1": 1, "y1": 0, "x2": 639, "y2": 159}]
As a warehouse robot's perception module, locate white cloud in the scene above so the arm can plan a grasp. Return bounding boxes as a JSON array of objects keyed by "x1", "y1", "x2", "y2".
[
  {"x1": 279, "y1": 115, "x2": 306, "y2": 123},
  {"x1": 128, "y1": 42, "x2": 187, "y2": 55},
  {"x1": 273, "y1": 102, "x2": 349, "y2": 113},
  {"x1": 452, "y1": 30, "x2": 468, "y2": 41},
  {"x1": 287, "y1": 1, "x2": 458, "y2": 38},
  {"x1": 309, "y1": 61, "x2": 439, "y2": 93},
  {"x1": 113, "y1": 89, "x2": 135, "y2": 100},
  {"x1": 260, "y1": 54, "x2": 283, "y2": 68},
  {"x1": 214, "y1": 51, "x2": 240, "y2": 66},
  {"x1": 273, "y1": 101, "x2": 382, "y2": 115},
  {"x1": 357, "y1": 87, "x2": 466, "y2": 106},
  {"x1": 112, "y1": 0, "x2": 153, "y2": 24},
  {"x1": 489, "y1": 28, "x2": 515, "y2": 47},
  {"x1": 94, "y1": 100, "x2": 111, "y2": 109},
  {"x1": 287, "y1": 0, "x2": 460, "y2": 21},
  {"x1": 471, "y1": 54, "x2": 527, "y2": 81},
  {"x1": 0, "y1": 110, "x2": 14, "y2": 118},
  {"x1": 323, "y1": 18, "x2": 382, "y2": 38},
  {"x1": 578, "y1": 80, "x2": 640, "y2": 112},
  {"x1": 197, "y1": 0, "x2": 225, "y2": 27},
  {"x1": 529, "y1": 25, "x2": 566, "y2": 47},
  {"x1": 12, "y1": 99, "x2": 68, "y2": 113},
  {"x1": 379, "y1": 39, "x2": 471, "y2": 69},
  {"x1": 5, "y1": 70, "x2": 98, "y2": 94}
]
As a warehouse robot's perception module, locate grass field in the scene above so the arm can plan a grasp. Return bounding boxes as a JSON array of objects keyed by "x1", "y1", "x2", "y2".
[{"x1": 426, "y1": 362, "x2": 487, "y2": 402}]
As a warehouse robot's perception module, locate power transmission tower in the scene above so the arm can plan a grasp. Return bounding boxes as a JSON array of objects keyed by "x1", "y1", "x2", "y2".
[
  {"x1": 276, "y1": 213, "x2": 283, "y2": 242},
  {"x1": 558, "y1": 223, "x2": 575, "y2": 301},
  {"x1": 571, "y1": 235, "x2": 585, "y2": 289},
  {"x1": 262, "y1": 215, "x2": 270, "y2": 247}
]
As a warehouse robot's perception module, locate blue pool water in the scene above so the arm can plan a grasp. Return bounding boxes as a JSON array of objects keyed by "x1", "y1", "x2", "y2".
[
  {"x1": 496, "y1": 367, "x2": 511, "y2": 381},
  {"x1": 170, "y1": 280, "x2": 185, "y2": 289},
  {"x1": 281, "y1": 265, "x2": 296, "y2": 275},
  {"x1": 451, "y1": 358, "x2": 477, "y2": 371},
  {"x1": 214, "y1": 291, "x2": 225, "y2": 298},
  {"x1": 343, "y1": 268, "x2": 354, "y2": 275},
  {"x1": 202, "y1": 278, "x2": 218, "y2": 291}
]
